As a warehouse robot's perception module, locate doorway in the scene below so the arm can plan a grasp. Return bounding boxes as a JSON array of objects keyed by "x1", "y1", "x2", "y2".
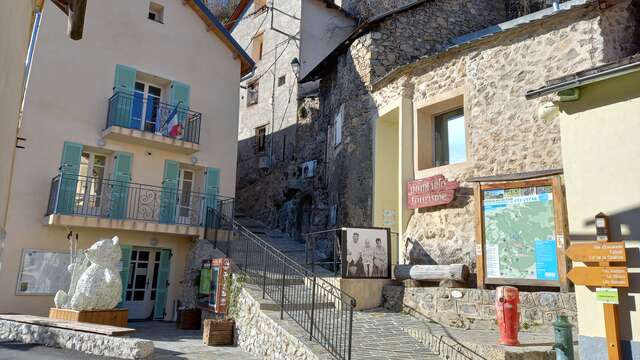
[
  {"x1": 132, "y1": 81, "x2": 162, "y2": 132},
  {"x1": 123, "y1": 248, "x2": 162, "y2": 320},
  {"x1": 76, "y1": 151, "x2": 107, "y2": 213},
  {"x1": 177, "y1": 168, "x2": 194, "y2": 224}
]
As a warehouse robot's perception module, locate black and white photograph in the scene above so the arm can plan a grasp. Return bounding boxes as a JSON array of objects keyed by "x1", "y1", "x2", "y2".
[{"x1": 341, "y1": 227, "x2": 391, "y2": 279}]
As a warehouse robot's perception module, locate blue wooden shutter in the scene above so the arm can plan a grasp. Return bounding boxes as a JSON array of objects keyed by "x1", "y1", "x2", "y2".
[
  {"x1": 204, "y1": 167, "x2": 220, "y2": 214},
  {"x1": 57, "y1": 141, "x2": 83, "y2": 214},
  {"x1": 170, "y1": 81, "x2": 190, "y2": 140},
  {"x1": 117, "y1": 245, "x2": 133, "y2": 307},
  {"x1": 160, "y1": 160, "x2": 179, "y2": 224},
  {"x1": 110, "y1": 152, "x2": 133, "y2": 219},
  {"x1": 112, "y1": 64, "x2": 136, "y2": 127},
  {"x1": 153, "y1": 249, "x2": 171, "y2": 320}
]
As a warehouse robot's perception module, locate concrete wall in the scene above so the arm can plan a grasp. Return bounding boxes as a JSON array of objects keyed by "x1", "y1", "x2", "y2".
[
  {"x1": 370, "y1": 0, "x2": 639, "y2": 270},
  {"x1": 0, "y1": 0, "x2": 243, "y2": 318},
  {"x1": 0, "y1": 0, "x2": 36, "y2": 271},
  {"x1": 558, "y1": 71, "x2": 640, "y2": 359}
]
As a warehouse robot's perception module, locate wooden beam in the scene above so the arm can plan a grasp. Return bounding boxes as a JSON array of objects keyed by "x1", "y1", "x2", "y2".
[
  {"x1": 597, "y1": 214, "x2": 622, "y2": 360},
  {"x1": 394, "y1": 264, "x2": 469, "y2": 282}
]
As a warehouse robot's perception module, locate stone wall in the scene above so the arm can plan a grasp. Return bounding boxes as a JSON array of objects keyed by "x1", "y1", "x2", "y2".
[
  {"x1": 382, "y1": 285, "x2": 577, "y2": 331},
  {"x1": 370, "y1": 0, "x2": 640, "y2": 269},
  {"x1": 235, "y1": 286, "x2": 324, "y2": 360}
]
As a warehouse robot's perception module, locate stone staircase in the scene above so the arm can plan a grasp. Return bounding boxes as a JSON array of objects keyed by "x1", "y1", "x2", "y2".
[{"x1": 230, "y1": 215, "x2": 442, "y2": 360}]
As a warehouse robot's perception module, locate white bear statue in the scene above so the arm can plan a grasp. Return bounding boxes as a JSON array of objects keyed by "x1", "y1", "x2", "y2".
[{"x1": 55, "y1": 236, "x2": 122, "y2": 310}]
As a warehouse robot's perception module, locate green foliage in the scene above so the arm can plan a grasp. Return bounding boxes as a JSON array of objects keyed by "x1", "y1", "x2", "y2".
[{"x1": 223, "y1": 272, "x2": 247, "y2": 320}]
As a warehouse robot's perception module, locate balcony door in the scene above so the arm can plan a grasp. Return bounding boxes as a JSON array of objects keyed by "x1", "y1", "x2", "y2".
[
  {"x1": 75, "y1": 152, "x2": 107, "y2": 215},
  {"x1": 132, "y1": 81, "x2": 162, "y2": 133},
  {"x1": 177, "y1": 168, "x2": 194, "y2": 224}
]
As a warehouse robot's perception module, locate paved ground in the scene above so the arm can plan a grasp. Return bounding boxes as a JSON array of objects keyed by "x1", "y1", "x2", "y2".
[
  {"x1": 130, "y1": 321, "x2": 258, "y2": 360},
  {"x1": 0, "y1": 322, "x2": 258, "y2": 360}
]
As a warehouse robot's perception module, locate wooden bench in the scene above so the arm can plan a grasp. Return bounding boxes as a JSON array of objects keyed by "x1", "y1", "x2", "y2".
[{"x1": 0, "y1": 314, "x2": 135, "y2": 336}]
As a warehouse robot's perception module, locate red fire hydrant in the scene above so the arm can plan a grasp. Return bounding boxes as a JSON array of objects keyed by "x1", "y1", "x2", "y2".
[{"x1": 495, "y1": 286, "x2": 520, "y2": 346}]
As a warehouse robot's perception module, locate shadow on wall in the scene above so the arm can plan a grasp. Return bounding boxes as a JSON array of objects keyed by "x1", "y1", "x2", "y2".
[{"x1": 570, "y1": 205, "x2": 640, "y2": 344}]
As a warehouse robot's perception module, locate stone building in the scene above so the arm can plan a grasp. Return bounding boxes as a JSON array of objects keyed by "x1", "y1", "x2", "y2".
[
  {"x1": 301, "y1": 0, "x2": 640, "y2": 269},
  {"x1": 229, "y1": 0, "x2": 355, "y2": 239}
]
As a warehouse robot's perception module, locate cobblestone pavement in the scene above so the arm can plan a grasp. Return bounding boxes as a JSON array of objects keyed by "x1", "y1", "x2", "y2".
[
  {"x1": 130, "y1": 321, "x2": 259, "y2": 360},
  {"x1": 350, "y1": 310, "x2": 440, "y2": 360}
]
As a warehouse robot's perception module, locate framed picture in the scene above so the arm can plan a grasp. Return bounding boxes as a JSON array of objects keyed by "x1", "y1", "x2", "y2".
[{"x1": 340, "y1": 227, "x2": 391, "y2": 279}]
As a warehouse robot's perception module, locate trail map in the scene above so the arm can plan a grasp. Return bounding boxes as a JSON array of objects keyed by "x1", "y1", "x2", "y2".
[{"x1": 483, "y1": 186, "x2": 559, "y2": 281}]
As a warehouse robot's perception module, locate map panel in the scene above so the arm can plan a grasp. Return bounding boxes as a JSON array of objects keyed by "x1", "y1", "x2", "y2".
[{"x1": 483, "y1": 186, "x2": 558, "y2": 281}]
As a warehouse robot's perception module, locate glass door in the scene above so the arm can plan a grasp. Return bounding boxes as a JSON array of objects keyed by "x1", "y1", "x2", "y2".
[
  {"x1": 76, "y1": 152, "x2": 106, "y2": 214},
  {"x1": 177, "y1": 169, "x2": 194, "y2": 224},
  {"x1": 132, "y1": 81, "x2": 162, "y2": 132},
  {"x1": 124, "y1": 248, "x2": 161, "y2": 320}
]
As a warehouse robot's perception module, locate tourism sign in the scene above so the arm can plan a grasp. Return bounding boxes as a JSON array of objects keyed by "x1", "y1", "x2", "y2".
[
  {"x1": 567, "y1": 266, "x2": 629, "y2": 287},
  {"x1": 596, "y1": 288, "x2": 620, "y2": 305},
  {"x1": 566, "y1": 242, "x2": 626, "y2": 263},
  {"x1": 407, "y1": 175, "x2": 459, "y2": 209}
]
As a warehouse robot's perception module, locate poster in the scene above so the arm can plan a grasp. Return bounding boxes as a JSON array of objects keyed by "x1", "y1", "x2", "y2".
[
  {"x1": 483, "y1": 186, "x2": 559, "y2": 281},
  {"x1": 341, "y1": 227, "x2": 391, "y2": 279},
  {"x1": 17, "y1": 250, "x2": 71, "y2": 294}
]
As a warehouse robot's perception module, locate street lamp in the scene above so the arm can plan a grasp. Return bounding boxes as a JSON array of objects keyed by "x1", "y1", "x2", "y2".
[{"x1": 290, "y1": 57, "x2": 300, "y2": 79}]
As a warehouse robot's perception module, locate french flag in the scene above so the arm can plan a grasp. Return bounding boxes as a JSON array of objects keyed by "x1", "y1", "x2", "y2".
[{"x1": 165, "y1": 101, "x2": 183, "y2": 138}]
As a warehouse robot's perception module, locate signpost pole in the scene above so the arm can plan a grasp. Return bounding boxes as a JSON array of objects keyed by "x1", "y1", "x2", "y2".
[{"x1": 596, "y1": 213, "x2": 622, "y2": 360}]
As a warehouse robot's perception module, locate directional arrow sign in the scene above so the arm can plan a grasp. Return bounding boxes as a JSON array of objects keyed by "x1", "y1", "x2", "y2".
[
  {"x1": 567, "y1": 266, "x2": 629, "y2": 287},
  {"x1": 566, "y1": 242, "x2": 626, "y2": 263}
]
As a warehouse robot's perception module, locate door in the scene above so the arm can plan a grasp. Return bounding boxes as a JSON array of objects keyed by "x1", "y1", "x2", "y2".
[
  {"x1": 76, "y1": 152, "x2": 107, "y2": 215},
  {"x1": 132, "y1": 81, "x2": 162, "y2": 132},
  {"x1": 123, "y1": 248, "x2": 163, "y2": 320},
  {"x1": 177, "y1": 168, "x2": 194, "y2": 224}
]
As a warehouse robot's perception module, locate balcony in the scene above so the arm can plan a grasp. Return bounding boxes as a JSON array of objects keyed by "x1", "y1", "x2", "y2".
[
  {"x1": 102, "y1": 91, "x2": 202, "y2": 154},
  {"x1": 44, "y1": 174, "x2": 233, "y2": 237}
]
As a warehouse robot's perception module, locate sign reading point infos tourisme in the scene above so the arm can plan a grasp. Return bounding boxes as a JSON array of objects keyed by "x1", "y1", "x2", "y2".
[{"x1": 407, "y1": 175, "x2": 459, "y2": 209}]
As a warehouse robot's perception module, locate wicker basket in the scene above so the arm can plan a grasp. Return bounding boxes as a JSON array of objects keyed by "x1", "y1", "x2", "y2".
[{"x1": 203, "y1": 319, "x2": 234, "y2": 346}]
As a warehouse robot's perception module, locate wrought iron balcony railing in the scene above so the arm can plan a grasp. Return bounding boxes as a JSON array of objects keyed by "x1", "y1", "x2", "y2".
[
  {"x1": 46, "y1": 174, "x2": 233, "y2": 228},
  {"x1": 107, "y1": 91, "x2": 202, "y2": 144}
]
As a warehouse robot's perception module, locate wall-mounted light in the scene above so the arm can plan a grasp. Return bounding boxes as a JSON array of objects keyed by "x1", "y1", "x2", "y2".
[
  {"x1": 97, "y1": 138, "x2": 106, "y2": 147},
  {"x1": 538, "y1": 101, "x2": 559, "y2": 122},
  {"x1": 191, "y1": 156, "x2": 198, "y2": 165},
  {"x1": 291, "y1": 57, "x2": 300, "y2": 79}
]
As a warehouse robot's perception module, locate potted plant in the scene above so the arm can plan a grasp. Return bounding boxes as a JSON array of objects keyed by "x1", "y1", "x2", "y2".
[
  {"x1": 176, "y1": 270, "x2": 204, "y2": 330},
  {"x1": 203, "y1": 272, "x2": 246, "y2": 346}
]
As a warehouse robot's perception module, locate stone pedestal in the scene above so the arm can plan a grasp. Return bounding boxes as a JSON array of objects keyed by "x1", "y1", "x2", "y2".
[
  {"x1": 49, "y1": 308, "x2": 128, "y2": 327},
  {"x1": 325, "y1": 277, "x2": 393, "y2": 310}
]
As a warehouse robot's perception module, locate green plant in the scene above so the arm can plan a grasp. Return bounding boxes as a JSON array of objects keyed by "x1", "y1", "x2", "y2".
[{"x1": 223, "y1": 272, "x2": 247, "y2": 320}]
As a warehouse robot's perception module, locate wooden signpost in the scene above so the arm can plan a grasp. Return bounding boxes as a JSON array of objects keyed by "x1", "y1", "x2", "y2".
[{"x1": 566, "y1": 213, "x2": 628, "y2": 360}]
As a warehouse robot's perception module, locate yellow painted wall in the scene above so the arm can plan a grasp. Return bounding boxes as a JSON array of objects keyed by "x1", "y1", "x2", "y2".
[
  {"x1": 559, "y1": 71, "x2": 640, "y2": 349},
  {"x1": 0, "y1": 0, "x2": 243, "y2": 319},
  {"x1": 374, "y1": 108, "x2": 400, "y2": 243},
  {"x1": 0, "y1": 0, "x2": 36, "y2": 270}
]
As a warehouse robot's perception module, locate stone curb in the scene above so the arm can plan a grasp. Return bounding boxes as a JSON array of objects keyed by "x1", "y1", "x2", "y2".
[{"x1": 0, "y1": 319, "x2": 154, "y2": 359}]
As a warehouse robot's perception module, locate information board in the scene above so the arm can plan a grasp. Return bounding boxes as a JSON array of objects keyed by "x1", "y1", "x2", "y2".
[
  {"x1": 482, "y1": 185, "x2": 560, "y2": 283},
  {"x1": 17, "y1": 249, "x2": 71, "y2": 294}
]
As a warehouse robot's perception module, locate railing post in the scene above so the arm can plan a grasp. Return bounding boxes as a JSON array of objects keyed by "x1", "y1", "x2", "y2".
[
  {"x1": 262, "y1": 246, "x2": 268, "y2": 299},
  {"x1": 280, "y1": 258, "x2": 286, "y2": 320},
  {"x1": 311, "y1": 236, "x2": 316, "y2": 273},
  {"x1": 347, "y1": 302, "x2": 354, "y2": 360},
  {"x1": 244, "y1": 233, "x2": 250, "y2": 272},
  {"x1": 309, "y1": 275, "x2": 316, "y2": 341},
  {"x1": 333, "y1": 233, "x2": 339, "y2": 276}
]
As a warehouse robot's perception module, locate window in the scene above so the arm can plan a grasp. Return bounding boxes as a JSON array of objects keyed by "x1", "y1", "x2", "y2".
[
  {"x1": 278, "y1": 75, "x2": 286, "y2": 87},
  {"x1": 334, "y1": 104, "x2": 343, "y2": 147},
  {"x1": 255, "y1": 125, "x2": 267, "y2": 153},
  {"x1": 433, "y1": 108, "x2": 466, "y2": 167},
  {"x1": 148, "y1": 2, "x2": 164, "y2": 23},
  {"x1": 416, "y1": 91, "x2": 465, "y2": 170},
  {"x1": 77, "y1": 152, "x2": 107, "y2": 209},
  {"x1": 252, "y1": 33, "x2": 264, "y2": 62},
  {"x1": 247, "y1": 81, "x2": 259, "y2": 106},
  {"x1": 133, "y1": 81, "x2": 163, "y2": 132}
]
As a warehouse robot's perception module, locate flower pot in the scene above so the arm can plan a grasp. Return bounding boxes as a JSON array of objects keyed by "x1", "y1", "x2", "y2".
[
  {"x1": 176, "y1": 308, "x2": 202, "y2": 330},
  {"x1": 203, "y1": 319, "x2": 234, "y2": 346}
]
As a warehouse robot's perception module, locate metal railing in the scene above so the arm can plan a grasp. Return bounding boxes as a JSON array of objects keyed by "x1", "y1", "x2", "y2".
[
  {"x1": 46, "y1": 173, "x2": 233, "y2": 227},
  {"x1": 205, "y1": 208, "x2": 356, "y2": 360},
  {"x1": 107, "y1": 91, "x2": 202, "y2": 144}
]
